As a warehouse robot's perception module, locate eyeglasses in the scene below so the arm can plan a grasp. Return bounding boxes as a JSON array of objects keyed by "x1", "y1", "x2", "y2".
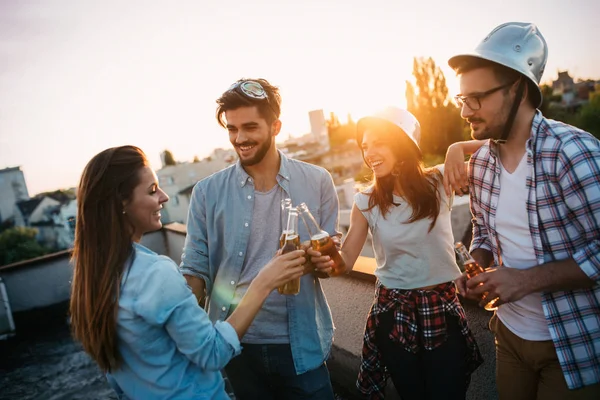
[
  {"x1": 227, "y1": 80, "x2": 268, "y2": 100},
  {"x1": 454, "y1": 81, "x2": 516, "y2": 110}
]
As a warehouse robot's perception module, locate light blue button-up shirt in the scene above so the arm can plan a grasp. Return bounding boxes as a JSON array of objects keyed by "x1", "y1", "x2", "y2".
[
  {"x1": 107, "y1": 243, "x2": 241, "y2": 399},
  {"x1": 180, "y1": 151, "x2": 339, "y2": 374}
]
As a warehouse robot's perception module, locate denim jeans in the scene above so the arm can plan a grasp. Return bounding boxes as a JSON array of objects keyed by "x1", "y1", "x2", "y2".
[
  {"x1": 376, "y1": 311, "x2": 468, "y2": 400},
  {"x1": 224, "y1": 343, "x2": 334, "y2": 400}
]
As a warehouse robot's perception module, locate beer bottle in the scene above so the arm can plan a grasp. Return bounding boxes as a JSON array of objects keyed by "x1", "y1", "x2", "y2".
[
  {"x1": 454, "y1": 242, "x2": 498, "y2": 311},
  {"x1": 278, "y1": 207, "x2": 301, "y2": 295},
  {"x1": 279, "y1": 198, "x2": 293, "y2": 248},
  {"x1": 297, "y1": 202, "x2": 347, "y2": 277}
]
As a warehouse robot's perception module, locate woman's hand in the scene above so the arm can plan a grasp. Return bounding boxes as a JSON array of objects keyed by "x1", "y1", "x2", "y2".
[
  {"x1": 443, "y1": 142, "x2": 469, "y2": 196},
  {"x1": 254, "y1": 249, "x2": 306, "y2": 291}
]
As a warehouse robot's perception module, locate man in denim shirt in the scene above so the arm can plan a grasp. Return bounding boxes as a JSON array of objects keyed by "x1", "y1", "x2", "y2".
[{"x1": 180, "y1": 78, "x2": 339, "y2": 399}]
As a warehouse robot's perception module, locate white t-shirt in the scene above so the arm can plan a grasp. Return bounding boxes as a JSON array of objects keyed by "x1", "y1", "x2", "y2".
[
  {"x1": 495, "y1": 153, "x2": 551, "y2": 341},
  {"x1": 354, "y1": 171, "x2": 461, "y2": 290}
]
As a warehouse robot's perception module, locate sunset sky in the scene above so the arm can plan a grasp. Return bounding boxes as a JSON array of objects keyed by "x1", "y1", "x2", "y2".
[{"x1": 1, "y1": 0, "x2": 599, "y2": 195}]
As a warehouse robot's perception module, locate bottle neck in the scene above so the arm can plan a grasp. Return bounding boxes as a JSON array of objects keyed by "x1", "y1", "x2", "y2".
[
  {"x1": 285, "y1": 209, "x2": 299, "y2": 236},
  {"x1": 455, "y1": 244, "x2": 475, "y2": 264},
  {"x1": 297, "y1": 204, "x2": 322, "y2": 237}
]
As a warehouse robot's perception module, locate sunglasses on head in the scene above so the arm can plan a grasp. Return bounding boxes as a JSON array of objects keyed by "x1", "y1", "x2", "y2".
[{"x1": 227, "y1": 80, "x2": 269, "y2": 100}]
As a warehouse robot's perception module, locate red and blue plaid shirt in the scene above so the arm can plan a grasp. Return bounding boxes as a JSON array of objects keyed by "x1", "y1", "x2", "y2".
[
  {"x1": 356, "y1": 282, "x2": 482, "y2": 399},
  {"x1": 469, "y1": 111, "x2": 600, "y2": 390}
]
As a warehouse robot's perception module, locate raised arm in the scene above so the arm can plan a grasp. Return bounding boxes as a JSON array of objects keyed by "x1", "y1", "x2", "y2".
[{"x1": 443, "y1": 140, "x2": 487, "y2": 196}]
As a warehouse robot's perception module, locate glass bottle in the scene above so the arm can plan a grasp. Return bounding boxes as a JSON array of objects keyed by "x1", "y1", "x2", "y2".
[
  {"x1": 278, "y1": 207, "x2": 301, "y2": 295},
  {"x1": 297, "y1": 202, "x2": 346, "y2": 277},
  {"x1": 279, "y1": 198, "x2": 293, "y2": 248},
  {"x1": 454, "y1": 241, "x2": 498, "y2": 311}
]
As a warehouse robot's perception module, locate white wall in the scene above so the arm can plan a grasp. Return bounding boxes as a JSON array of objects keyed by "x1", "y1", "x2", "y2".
[{"x1": 1, "y1": 253, "x2": 72, "y2": 313}]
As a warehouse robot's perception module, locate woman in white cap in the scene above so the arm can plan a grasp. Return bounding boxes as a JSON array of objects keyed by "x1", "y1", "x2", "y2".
[{"x1": 311, "y1": 107, "x2": 483, "y2": 399}]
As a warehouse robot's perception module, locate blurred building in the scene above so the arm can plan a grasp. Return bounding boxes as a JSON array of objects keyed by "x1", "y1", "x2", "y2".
[
  {"x1": 156, "y1": 149, "x2": 237, "y2": 223},
  {"x1": 0, "y1": 167, "x2": 30, "y2": 225},
  {"x1": 14, "y1": 195, "x2": 77, "y2": 250},
  {"x1": 551, "y1": 70, "x2": 599, "y2": 110}
]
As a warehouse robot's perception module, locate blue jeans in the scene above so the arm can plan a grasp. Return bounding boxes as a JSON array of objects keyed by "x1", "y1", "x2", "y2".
[{"x1": 224, "y1": 343, "x2": 334, "y2": 400}]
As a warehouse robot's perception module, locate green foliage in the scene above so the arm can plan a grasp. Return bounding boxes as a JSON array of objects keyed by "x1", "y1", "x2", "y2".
[
  {"x1": 576, "y1": 94, "x2": 600, "y2": 139},
  {"x1": 0, "y1": 227, "x2": 51, "y2": 266},
  {"x1": 327, "y1": 112, "x2": 357, "y2": 147},
  {"x1": 422, "y1": 153, "x2": 445, "y2": 168},
  {"x1": 0, "y1": 218, "x2": 15, "y2": 234},
  {"x1": 162, "y1": 150, "x2": 176, "y2": 166},
  {"x1": 406, "y1": 57, "x2": 467, "y2": 156},
  {"x1": 539, "y1": 84, "x2": 600, "y2": 139},
  {"x1": 354, "y1": 164, "x2": 372, "y2": 183}
]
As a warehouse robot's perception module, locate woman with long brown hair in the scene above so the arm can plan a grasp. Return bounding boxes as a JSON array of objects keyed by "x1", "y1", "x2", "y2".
[
  {"x1": 310, "y1": 107, "x2": 482, "y2": 400},
  {"x1": 70, "y1": 145, "x2": 305, "y2": 399}
]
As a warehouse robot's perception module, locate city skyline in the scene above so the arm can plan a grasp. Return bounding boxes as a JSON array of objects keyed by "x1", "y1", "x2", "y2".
[{"x1": 1, "y1": 0, "x2": 599, "y2": 195}]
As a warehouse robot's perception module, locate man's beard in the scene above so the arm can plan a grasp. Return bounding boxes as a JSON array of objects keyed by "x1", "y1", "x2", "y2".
[
  {"x1": 237, "y1": 133, "x2": 273, "y2": 167},
  {"x1": 469, "y1": 101, "x2": 511, "y2": 141}
]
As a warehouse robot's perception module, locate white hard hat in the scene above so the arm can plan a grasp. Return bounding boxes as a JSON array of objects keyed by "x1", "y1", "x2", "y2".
[
  {"x1": 356, "y1": 106, "x2": 421, "y2": 157},
  {"x1": 448, "y1": 22, "x2": 548, "y2": 107}
]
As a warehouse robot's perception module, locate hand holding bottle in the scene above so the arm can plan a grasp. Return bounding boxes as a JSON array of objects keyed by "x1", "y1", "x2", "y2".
[{"x1": 254, "y1": 249, "x2": 306, "y2": 292}]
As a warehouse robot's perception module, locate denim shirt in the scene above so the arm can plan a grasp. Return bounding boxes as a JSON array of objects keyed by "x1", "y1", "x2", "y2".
[
  {"x1": 107, "y1": 243, "x2": 241, "y2": 400},
  {"x1": 180, "y1": 151, "x2": 340, "y2": 374}
]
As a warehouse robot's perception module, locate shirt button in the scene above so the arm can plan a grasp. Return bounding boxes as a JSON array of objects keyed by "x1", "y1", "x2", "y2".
[
  {"x1": 230, "y1": 280, "x2": 235, "y2": 285},
  {"x1": 244, "y1": 222, "x2": 249, "y2": 227},
  {"x1": 247, "y1": 195, "x2": 252, "y2": 200},
  {"x1": 239, "y1": 252, "x2": 243, "y2": 256},
  {"x1": 222, "y1": 306, "x2": 227, "y2": 312}
]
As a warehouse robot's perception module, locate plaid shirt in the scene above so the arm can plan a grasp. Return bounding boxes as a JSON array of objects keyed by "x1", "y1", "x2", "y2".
[
  {"x1": 469, "y1": 111, "x2": 600, "y2": 390},
  {"x1": 356, "y1": 282, "x2": 482, "y2": 399}
]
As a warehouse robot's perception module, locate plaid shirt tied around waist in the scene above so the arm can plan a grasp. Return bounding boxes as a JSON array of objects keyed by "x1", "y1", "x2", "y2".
[{"x1": 356, "y1": 282, "x2": 483, "y2": 399}]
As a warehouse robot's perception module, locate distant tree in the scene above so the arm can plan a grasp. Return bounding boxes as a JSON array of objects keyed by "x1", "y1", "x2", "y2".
[
  {"x1": 162, "y1": 149, "x2": 177, "y2": 166},
  {"x1": 539, "y1": 84, "x2": 561, "y2": 116},
  {"x1": 327, "y1": 112, "x2": 356, "y2": 147},
  {"x1": 405, "y1": 57, "x2": 466, "y2": 156},
  {"x1": 576, "y1": 94, "x2": 600, "y2": 139},
  {"x1": 0, "y1": 227, "x2": 51, "y2": 266},
  {"x1": 192, "y1": 155, "x2": 200, "y2": 163},
  {"x1": 354, "y1": 164, "x2": 372, "y2": 183},
  {"x1": 0, "y1": 218, "x2": 15, "y2": 234}
]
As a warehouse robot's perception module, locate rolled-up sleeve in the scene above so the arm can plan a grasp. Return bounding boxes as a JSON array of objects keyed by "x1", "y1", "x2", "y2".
[
  {"x1": 468, "y1": 159, "x2": 493, "y2": 254},
  {"x1": 180, "y1": 183, "x2": 213, "y2": 295},
  {"x1": 136, "y1": 258, "x2": 241, "y2": 371},
  {"x1": 558, "y1": 136, "x2": 600, "y2": 283}
]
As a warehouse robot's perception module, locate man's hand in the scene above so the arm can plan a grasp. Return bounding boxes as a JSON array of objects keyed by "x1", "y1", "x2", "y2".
[
  {"x1": 466, "y1": 267, "x2": 530, "y2": 308},
  {"x1": 454, "y1": 273, "x2": 480, "y2": 301},
  {"x1": 300, "y1": 240, "x2": 330, "y2": 278}
]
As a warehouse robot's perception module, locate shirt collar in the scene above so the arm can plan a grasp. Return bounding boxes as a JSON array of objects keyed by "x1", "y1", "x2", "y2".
[{"x1": 234, "y1": 149, "x2": 291, "y2": 188}]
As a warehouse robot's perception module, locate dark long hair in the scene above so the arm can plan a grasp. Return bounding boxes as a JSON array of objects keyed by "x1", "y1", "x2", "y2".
[
  {"x1": 70, "y1": 145, "x2": 148, "y2": 372},
  {"x1": 361, "y1": 122, "x2": 442, "y2": 232}
]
